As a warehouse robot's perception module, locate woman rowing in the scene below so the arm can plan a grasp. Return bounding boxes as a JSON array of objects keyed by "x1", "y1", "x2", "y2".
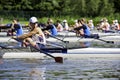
[
  {"x1": 7, "y1": 18, "x2": 23, "y2": 36},
  {"x1": 73, "y1": 19, "x2": 83, "y2": 36},
  {"x1": 74, "y1": 18, "x2": 99, "y2": 39},
  {"x1": 42, "y1": 18, "x2": 58, "y2": 37},
  {"x1": 97, "y1": 18, "x2": 115, "y2": 33},
  {"x1": 12, "y1": 17, "x2": 46, "y2": 48}
]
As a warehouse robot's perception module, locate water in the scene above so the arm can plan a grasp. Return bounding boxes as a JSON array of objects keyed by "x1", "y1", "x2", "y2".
[
  {"x1": 46, "y1": 58, "x2": 120, "y2": 80},
  {"x1": 0, "y1": 57, "x2": 120, "y2": 80},
  {"x1": 0, "y1": 41, "x2": 120, "y2": 80},
  {"x1": 0, "y1": 59, "x2": 46, "y2": 80}
]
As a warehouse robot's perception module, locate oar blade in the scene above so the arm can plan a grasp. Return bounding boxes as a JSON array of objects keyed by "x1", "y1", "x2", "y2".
[
  {"x1": 64, "y1": 41, "x2": 69, "y2": 43},
  {"x1": 107, "y1": 41, "x2": 114, "y2": 44},
  {"x1": 97, "y1": 38, "x2": 114, "y2": 44},
  {"x1": 54, "y1": 57, "x2": 63, "y2": 63}
]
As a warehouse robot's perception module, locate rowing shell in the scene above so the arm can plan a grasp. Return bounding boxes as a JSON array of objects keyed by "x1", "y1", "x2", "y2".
[
  {"x1": 0, "y1": 31, "x2": 120, "y2": 37},
  {"x1": 2, "y1": 48, "x2": 120, "y2": 59},
  {"x1": 57, "y1": 31, "x2": 120, "y2": 37},
  {"x1": 1, "y1": 35, "x2": 119, "y2": 43},
  {"x1": 46, "y1": 36, "x2": 120, "y2": 42}
]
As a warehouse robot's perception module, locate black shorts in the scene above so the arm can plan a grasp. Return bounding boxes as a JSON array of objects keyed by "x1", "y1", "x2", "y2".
[{"x1": 84, "y1": 34, "x2": 99, "y2": 39}]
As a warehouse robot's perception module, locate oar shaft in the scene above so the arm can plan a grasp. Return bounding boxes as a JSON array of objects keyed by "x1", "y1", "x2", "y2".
[
  {"x1": 30, "y1": 44, "x2": 63, "y2": 63},
  {"x1": 49, "y1": 35, "x2": 69, "y2": 43},
  {"x1": 13, "y1": 38, "x2": 55, "y2": 58},
  {"x1": 96, "y1": 38, "x2": 114, "y2": 43},
  {"x1": 50, "y1": 35, "x2": 64, "y2": 41},
  {"x1": 32, "y1": 46, "x2": 55, "y2": 58},
  {"x1": 97, "y1": 38, "x2": 106, "y2": 42}
]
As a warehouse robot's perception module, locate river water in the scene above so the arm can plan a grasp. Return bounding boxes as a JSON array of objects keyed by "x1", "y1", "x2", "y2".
[
  {"x1": 0, "y1": 57, "x2": 120, "y2": 80},
  {"x1": 0, "y1": 41, "x2": 120, "y2": 80}
]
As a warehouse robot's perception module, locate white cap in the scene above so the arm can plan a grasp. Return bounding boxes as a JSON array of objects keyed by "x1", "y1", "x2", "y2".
[
  {"x1": 29, "y1": 17, "x2": 38, "y2": 23},
  {"x1": 89, "y1": 20, "x2": 93, "y2": 23},
  {"x1": 115, "y1": 20, "x2": 118, "y2": 23},
  {"x1": 63, "y1": 20, "x2": 67, "y2": 23},
  {"x1": 74, "y1": 20, "x2": 78, "y2": 23}
]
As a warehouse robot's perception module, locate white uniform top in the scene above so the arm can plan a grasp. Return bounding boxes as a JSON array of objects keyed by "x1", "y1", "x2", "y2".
[{"x1": 32, "y1": 34, "x2": 46, "y2": 45}]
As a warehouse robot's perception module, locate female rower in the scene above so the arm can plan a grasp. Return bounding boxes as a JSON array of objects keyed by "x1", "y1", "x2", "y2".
[
  {"x1": 99, "y1": 18, "x2": 115, "y2": 33},
  {"x1": 12, "y1": 17, "x2": 46, "y2": 48},
  {"x1": 7, "y1": 18, "x2": 23, "y2": 36},
  {"x1": 62, "y1": 20, "x2": 69, "y2": 31},
  {"x1": 55, "y1": 20, "x2": 63, "y2": 32},
  {"x1": 42, "y1": 18, "x2": 58, "y2": 37},
  {"x1": 74, "y1": 18, "x2": 99, "y2": 39}
]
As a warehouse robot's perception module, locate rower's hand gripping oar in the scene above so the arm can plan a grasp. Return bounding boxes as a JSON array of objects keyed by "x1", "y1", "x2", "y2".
[
  {"x1": 12, "y1": 37, "x2": 64, "y2": 63},
  {"x1": 96, "y1": 38, "x2": 114, "y2": 44},
  {"x1": 49, "y1": 35, "x2": 69, "y2": 43}
]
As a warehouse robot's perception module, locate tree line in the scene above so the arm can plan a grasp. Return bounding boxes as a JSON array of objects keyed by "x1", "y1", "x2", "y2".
[{"x1": 0, "y1": 0, "x2": 120, "y2": 18}]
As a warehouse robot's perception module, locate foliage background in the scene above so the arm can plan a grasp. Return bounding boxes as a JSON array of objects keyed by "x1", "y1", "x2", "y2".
[{"x1": 0, "y1": 0, "x2": 120, "y2": 25}]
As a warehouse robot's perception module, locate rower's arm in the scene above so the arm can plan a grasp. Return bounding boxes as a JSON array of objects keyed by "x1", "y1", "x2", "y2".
[
  {"x1": 17, "y1": 29, "x2": 37, "y2": 39},
  {"x1": 42, "y1": 25, "x2": 53, "y2": 31},
  {"x1": 74, "y1": 26, "x2": 83, "y2": 31}
]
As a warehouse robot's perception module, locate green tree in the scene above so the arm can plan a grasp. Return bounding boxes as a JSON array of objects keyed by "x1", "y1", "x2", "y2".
[
  {"x1": 0, "y1": 0, "x2": 14, "y2": 10},
  {"x1": 113, "y1": 0, "x2": 120, "y2": 13},
  {"x1": 86, "y1": 0, "x2": 100, "y2": 17},
  {"x1": 19, "y1": 0, "x2": 32, "y2": 10},
  {"x1": 98, "y1": 0, "x2": 114, "y2": 16},
  {"x1": 68, "y1": 0, "x2": 86, "y2": 17},
  {"x1": 0, "y1": 0, "x2": 118, "y2": 18}
]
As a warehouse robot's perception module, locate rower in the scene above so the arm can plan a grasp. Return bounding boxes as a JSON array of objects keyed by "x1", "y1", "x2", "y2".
[
  {"x1": 97, "y1": 18, "x2": 115, "y2": 33},
  {"x1": 12, "y1": 17, "x2": 46, "y2": 48},
  {"x1": 62, "y1": 20, "x2": 69, "y2": 31},
  {"x1": 74, "y1": 18, "x2": 99, "y2": 39},
  {"x1": 42, "y1": 18, "x2": 58, "y2": 37},
  {"x1": 7, "y1": 18, "x2": 23, "y2": 36}
]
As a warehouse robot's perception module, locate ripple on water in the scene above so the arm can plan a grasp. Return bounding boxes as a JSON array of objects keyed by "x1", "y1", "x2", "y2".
[
  {"x1": 45, "y1": 58, "x2": 120, "y2": 80},
  {"x1": 0, "y1": 59, "x2": 46, "y2": 80}
]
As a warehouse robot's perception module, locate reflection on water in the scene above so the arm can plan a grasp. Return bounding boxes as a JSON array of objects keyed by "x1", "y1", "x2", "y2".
[
  {"x1": 0, "y1": 56, "x2": 3, "y2": 64},
  {"x1": 0, "y1": 40, "x2": 120, "y2": 79},
  {"x1": 0, "y1": 59, "x2": 46, "y2": 80},
  {"x1": 0, "y1": 58, "x2": 120, "y2": 80},
  {"x1": 65, "y1": 41, "x2": 120, "y2": 49},
  {"x1": 91, "y1": 41, "x2": 120, "y2": 48},
  {"x1": 45, "y1": 58, "x2": 120, "y2": 80}
]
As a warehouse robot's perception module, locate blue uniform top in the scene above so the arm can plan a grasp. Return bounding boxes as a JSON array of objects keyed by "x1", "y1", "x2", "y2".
[
  {"x1": 50, "y1": 24, "x2": 58, "y2": 36},
  {"x1": 14, "y1": 23, "x2": 23, "y2": 36},
  {"x1": 42, "y1": 24, "x2": 58, "y2": 36},
  {"x1": 82, "y1": 24, "x2": 91, "y2": 36}
]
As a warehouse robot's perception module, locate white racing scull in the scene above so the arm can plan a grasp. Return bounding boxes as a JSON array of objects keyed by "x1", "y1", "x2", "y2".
[{"x1": 2, "y1": 48, "x2": 120, "y2": 59}]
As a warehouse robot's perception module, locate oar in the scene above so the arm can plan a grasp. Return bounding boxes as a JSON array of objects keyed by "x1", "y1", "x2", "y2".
[
  {"x1": 96, "y1": 38, "x2": 114, "y2": 44},
  {"x1": 13, "y1": 38, "x2": 64, "y2": 63},
  {"x1": 70, "y1": 31, "x2": 114, "y2": 44},
  {"x1": 49, "y1": 35, "x2": 69, "y2": 43},
  {"x1": 30, "y1": 44, "x2": 63, "y2": 63}
]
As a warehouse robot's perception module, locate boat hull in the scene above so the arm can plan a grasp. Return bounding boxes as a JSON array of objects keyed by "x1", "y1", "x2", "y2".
[{"x1": 2, "y1": 48, "x2": 120, "y2": 59}]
